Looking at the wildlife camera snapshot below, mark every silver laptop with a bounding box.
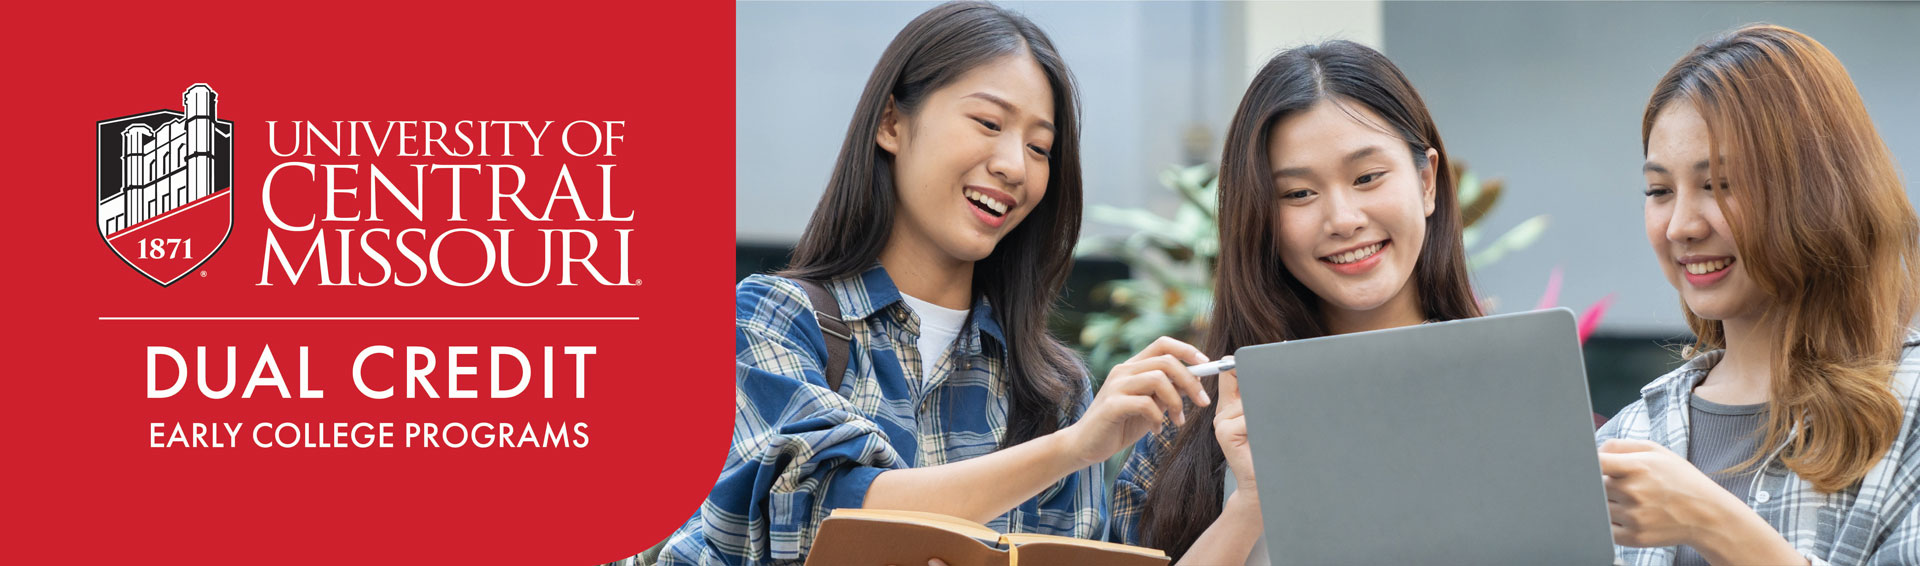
[1232,308,1614,565]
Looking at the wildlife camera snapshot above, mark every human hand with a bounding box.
[1212,363,1256,494]
[1062,337,1211,466]
[1598,438,1747,548]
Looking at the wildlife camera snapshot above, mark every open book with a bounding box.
[803,508,1169,566]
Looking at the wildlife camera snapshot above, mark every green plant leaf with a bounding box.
[1073,236,1122,258]
[1457,168,1481,210]
[1088,206,1205,249]
[1460,176,1503,228]
[1468,214,1549,270]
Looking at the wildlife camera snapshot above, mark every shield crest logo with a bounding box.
[96,84,235,287]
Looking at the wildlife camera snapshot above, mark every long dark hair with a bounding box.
[1138,40,1481,559]
[779,1,1086,447]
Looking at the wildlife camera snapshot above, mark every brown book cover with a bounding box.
[803,509,1168,566]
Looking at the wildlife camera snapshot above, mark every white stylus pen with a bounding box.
[1186,357,1236,377]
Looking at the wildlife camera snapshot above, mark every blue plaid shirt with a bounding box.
[1597,332,1920,566]
[653,265,1106,565]
[1109,420,1176,547]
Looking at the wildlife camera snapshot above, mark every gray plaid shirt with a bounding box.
[1595,332,1920,566]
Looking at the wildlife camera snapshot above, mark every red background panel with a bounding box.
[1,2,737,564]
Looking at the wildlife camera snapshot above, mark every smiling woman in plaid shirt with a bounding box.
[1596,25,1920,566]
[647,3,1212,565]
[1112,40,1486,564]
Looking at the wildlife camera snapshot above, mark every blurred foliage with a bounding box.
[1072,164,1221,383]
[1070,161,1550,384]
[1458,165,1550,273]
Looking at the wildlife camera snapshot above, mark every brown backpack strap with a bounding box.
[792,278,852,393]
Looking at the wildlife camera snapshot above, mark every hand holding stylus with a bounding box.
[1064,337,1212,466]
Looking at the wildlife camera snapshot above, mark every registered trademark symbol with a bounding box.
[200,271,208,277]
[633,278,643,285]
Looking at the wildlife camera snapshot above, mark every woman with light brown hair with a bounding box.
[1597,24,1920,565]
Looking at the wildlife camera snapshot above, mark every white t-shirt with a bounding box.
[899,293,969,376]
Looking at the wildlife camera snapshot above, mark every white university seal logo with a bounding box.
[96,84,235,286]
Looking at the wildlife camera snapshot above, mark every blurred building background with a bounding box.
[736,1,1920,418]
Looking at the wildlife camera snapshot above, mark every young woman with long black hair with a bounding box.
[653,3,1209,564]
[1111,40,1482,564]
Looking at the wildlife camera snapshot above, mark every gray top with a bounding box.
[1673,395,1769,566]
